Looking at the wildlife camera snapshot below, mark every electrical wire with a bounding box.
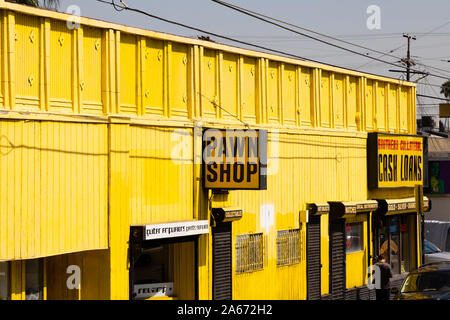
[95,0,450,83]
[211,0,450,78]
[417,93,450,101]
[95,0,311,62]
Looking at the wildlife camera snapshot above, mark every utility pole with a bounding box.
[403,34,417,81]
[389,34,422,81]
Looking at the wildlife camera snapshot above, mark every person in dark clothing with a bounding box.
[375,254,393,300]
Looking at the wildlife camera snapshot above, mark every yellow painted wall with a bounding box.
[0,2,420,300]
[0,4,416,134]
[211,132,369,299]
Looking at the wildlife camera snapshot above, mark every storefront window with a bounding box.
[377,215,415,275]
[345,223,363,253]
[0,262,9,300]
[25,259,43,300]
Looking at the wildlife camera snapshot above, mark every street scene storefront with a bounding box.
[0,2,427,300]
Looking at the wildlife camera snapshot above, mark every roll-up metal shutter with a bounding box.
[344,288,357,300]
[358,286,370,300]
[213,222,232,300]
[330,219,346,300]
[307,214,321,300]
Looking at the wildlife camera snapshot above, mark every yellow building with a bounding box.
[0,1,429,300]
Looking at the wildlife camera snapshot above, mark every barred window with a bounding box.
[277,229,301,266]
[236,233,264,274]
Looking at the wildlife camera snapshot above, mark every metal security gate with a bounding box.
[330,219,346,300]
[213,222,232,300]
[307,215,321,300]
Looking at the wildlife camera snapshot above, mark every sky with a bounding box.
[54,0,450,118]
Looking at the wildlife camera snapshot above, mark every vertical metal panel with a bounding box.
[347,76,358,130]
[320,71,331,127]
[81,26,103,114]
[200,48,218,119]
[241,56,257,123]
[299,67,313,126]
[400,87,409,133]
[221,52,238,120]
[388,83,398,133]
[169,42,189,118]
[48,20,73,112]
[333,73,344,128]
[267,60,279,123]
[143,38,164,116]
[376,81,386,131]
[0,11,4,109]
[119,33,137,115]
[282,64,296,126]
[14,13,40,110]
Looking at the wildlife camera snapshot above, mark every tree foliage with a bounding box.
[441,80,450,99]
[8,0,59,10]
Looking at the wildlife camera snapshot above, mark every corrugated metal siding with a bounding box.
[0,6,416,134]
[0,3,422,300]
[129,126,193,225]
[0,120,108,261]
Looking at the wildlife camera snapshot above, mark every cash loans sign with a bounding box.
[368,132,424,188]
[203,129,267,190]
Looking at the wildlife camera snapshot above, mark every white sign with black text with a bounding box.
[144,220,209,240]
[134,282,174,299]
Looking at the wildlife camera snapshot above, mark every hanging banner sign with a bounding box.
[202,129,267,190]
[368,133,426,188]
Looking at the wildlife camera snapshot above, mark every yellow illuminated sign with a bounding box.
[202,129,267,190]
[368,133,425,188]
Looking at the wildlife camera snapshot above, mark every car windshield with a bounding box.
[401,271,450,293]
[424,240,441,254]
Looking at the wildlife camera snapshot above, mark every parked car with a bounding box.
[424,240,450,264]
[391,262,450,300]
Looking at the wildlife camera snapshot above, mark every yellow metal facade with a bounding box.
[0,1,420,300]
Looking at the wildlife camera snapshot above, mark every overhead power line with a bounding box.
[417,93,450,101]
[95,0,450,82]
[357,20,450,70]
[95,0,312,62]
[211,0,450,79]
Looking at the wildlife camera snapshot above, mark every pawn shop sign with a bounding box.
[202,129,267,190]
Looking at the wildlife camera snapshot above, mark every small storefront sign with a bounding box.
[202,129,267,190]
[143,220,209,241]
[134,282,174,299]
[212,207,243,223]
[368,133,425,188]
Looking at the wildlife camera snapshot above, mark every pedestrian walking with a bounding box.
[375,254,393,300]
